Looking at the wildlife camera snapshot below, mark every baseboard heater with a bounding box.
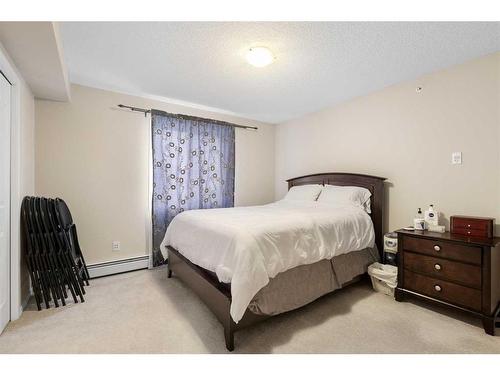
[87,255,150,278]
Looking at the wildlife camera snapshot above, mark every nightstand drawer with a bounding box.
[452,227,488,238]
[404,270,482,311]
[404,252,481,289]
[403,236,481,265]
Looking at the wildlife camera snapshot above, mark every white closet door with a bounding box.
[0,73,11,333]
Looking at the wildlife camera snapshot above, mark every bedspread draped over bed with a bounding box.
[160,200,376,323]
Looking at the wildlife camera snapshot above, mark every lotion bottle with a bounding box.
[424,204,439,228]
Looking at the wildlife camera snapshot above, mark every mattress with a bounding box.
[161,200,375,323]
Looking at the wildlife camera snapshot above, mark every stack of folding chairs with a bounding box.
[21,196,90,310]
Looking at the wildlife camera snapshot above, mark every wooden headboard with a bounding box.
[286,172,386,256]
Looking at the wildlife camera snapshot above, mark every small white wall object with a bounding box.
[112,241,121,251]
[452,151,462,165]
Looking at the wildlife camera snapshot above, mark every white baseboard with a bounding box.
[18,289,33,317]
[87,255,150,278]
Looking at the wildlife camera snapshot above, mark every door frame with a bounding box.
[0,44,24,321]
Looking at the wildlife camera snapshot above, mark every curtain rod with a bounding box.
[117,104,258,130]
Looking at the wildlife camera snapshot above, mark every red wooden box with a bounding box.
[450,215,494,238]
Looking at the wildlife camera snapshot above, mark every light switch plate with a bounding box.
[452,152,462,165]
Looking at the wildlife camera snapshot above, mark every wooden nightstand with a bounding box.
[395,229,500,335]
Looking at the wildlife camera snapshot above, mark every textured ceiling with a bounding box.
[60,22,500,123]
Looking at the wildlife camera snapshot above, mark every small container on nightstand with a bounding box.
[383,232,398,266]
[450,216,494,238]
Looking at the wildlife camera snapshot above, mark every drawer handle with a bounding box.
[467,224,471,228]
[434,285,442,292]
[433,245,441,252]
[467,231,471,235]
[434,263,442,271]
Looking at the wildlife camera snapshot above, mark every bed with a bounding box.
[162,172,386,351]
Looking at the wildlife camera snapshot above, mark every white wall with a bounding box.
[35,84,275,265]
[34,53,500,267]
[275,52,500,234]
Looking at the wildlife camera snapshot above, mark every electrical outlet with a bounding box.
[112,241,121,251]
[451,151,462,165]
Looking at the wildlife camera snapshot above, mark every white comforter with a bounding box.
[160,200,375,323]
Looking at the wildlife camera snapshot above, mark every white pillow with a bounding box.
[317,185,372,213]
[283,184,323,201]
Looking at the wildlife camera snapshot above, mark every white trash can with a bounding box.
[368,262,398,297]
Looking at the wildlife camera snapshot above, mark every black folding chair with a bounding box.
[34,197,63,307]
[27,197,53,308]
[48,198,86,301]
[46,198,82,303]
[54,198,90,286]
[21,195,90,309]
[21,197,42,310]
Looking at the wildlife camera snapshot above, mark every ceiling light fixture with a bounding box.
[246,47,274,68]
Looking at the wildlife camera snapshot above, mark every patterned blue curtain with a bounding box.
[151,110,235,266]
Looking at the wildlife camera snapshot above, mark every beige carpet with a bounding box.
[0,267,498,353]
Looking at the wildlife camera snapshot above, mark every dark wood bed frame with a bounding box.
[167,172,386,351]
